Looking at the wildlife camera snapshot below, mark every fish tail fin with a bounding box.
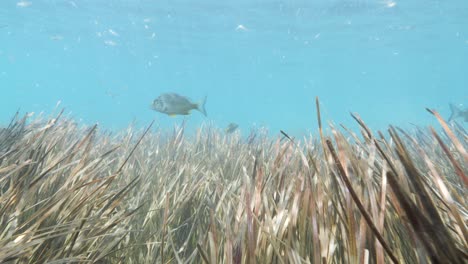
[197,96,207,116]
[448,103,460,121]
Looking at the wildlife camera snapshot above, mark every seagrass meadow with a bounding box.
[0,101,467,264]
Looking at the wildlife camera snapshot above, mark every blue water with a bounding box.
[1,0,467,137]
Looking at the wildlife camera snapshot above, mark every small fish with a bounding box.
[151,93,207,117]
[448,103,468,122]
[225,123,239,134]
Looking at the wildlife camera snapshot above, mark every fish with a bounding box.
[151,93,207,117]
[448,103,468,122]
[225,123,239,134]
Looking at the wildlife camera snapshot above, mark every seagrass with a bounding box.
[0,102,466,263]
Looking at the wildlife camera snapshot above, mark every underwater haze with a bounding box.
[0,0,467,136]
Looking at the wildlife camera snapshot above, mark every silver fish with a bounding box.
[225,123,239,134]
[151,93,207,117]
[448,103,468,122]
